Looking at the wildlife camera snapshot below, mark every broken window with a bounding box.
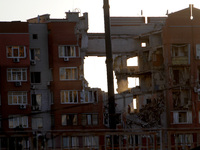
[31,72,41,83]
[173,70,179,84]
[62,114,77,126]
[133,98,137,109]
[141,42,147,47]
[128,97,138,113]
[172,44,188,57]
[31,94,41,110]
[172,67,190,85]
[128,77,139,88]
[127,57,138,66]
[58,45,76,58]
[172,90,190,108]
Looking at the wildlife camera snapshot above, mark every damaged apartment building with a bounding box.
[88,4,200,144]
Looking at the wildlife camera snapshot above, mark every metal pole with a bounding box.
[103,0,116,130]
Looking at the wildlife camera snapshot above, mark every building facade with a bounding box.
[0,12,107,150]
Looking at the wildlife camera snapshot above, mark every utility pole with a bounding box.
[103,0,116,130]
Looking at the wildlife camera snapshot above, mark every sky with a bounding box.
[0,0,199,92]
[0,0,199,33]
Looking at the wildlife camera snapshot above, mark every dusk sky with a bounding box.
[0,0,198,32]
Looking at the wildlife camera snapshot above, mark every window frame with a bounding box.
[173,111,192,124]
[7,46,26,58]
[63,136,79,148]
[59,67,78,80]
[7,68,27,82]
[31,94,42,110]
[8,91,27,105]
[81,114,98,126]
[60,90,78,104]
[8,115,28,128]
[30,48,40,60]
[61,114,78,126]
[82,90,98,103]
[58,45,77,58]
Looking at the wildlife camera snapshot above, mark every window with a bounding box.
[31,72,41,83]
[60,67,78,80]
[7,46,26,58]
[199,110,200,123]
[7,68,27,82]
[8,91,27,105]
[196,44,200,59]
[83,90,98,103]
[30,48,40,60]
[82,114,98,126]
[128,77,139,88]
[127,57,138,66]
[198,92,200,101]
[133,98,137,109]
[83,136,99,148]
[58,45,76,58]
[32,118,43,129]
[175,134,193,146]
[62,114,77,126]
[9,115,28,128]
[32,34,38,39]
[31,94,41,110]
[61,90,78,103]
[173,111,192,124]
[172,44,188,57]
[141,42,146,47]
[63,136,79,148]
[173,70,179,84]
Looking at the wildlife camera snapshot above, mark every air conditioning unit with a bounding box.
[19,105,26,109]
[13,58,20,63]
[30,60,36,65]
[64,57,69,61]
[15,82,22,87]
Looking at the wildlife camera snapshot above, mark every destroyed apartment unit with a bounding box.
[88,5,200,132]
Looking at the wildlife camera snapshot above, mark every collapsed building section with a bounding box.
[87,6,200,146]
